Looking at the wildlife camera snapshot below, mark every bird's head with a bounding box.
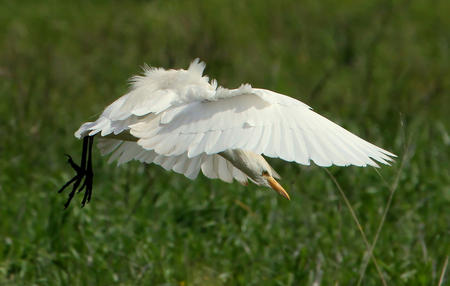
[219,149,290,200]
[261,170,290,200]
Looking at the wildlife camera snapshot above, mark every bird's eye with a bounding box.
[262,170,269,176]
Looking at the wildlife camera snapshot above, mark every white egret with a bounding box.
[58,59,395,207]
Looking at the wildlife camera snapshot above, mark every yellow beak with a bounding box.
[263,174,290,200]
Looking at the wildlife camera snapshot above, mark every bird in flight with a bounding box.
[58,59,395,208]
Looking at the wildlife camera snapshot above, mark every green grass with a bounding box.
[0,0,449,285]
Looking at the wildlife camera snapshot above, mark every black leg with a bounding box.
[81,136,94,207]
[58,136,95,208]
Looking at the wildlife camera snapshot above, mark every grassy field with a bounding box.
[0,0,449,285]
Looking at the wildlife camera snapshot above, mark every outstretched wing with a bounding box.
[75,59,395,168]
[130,88,395,167]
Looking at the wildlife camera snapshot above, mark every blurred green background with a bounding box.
[0,0,449,285]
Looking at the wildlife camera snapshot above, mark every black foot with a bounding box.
[58,136,94,208]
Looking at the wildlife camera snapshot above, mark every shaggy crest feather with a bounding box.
[188,58,207,76]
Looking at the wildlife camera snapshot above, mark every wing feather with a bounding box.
[241,125,263,151]
[204,130,222,154]
[253,123,272,155]
[201,155,217,179]
[217,156,233,183]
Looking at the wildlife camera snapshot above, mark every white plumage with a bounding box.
[73,58,395,200]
